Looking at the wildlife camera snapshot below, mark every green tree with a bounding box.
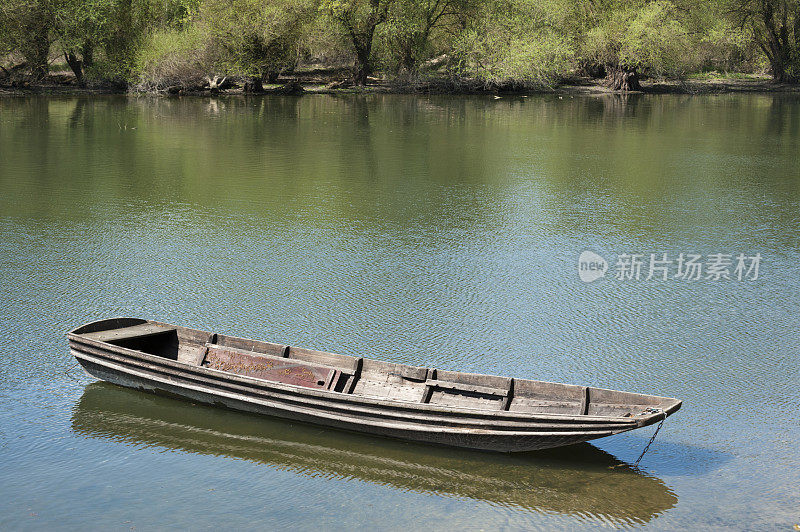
[381,0,473,74]
[100,0,200,84]
[0,0,57,80]
[323,0,393,84]
[54,0,116,85]
[451,0,575,88]
[583,0,692,90]
[683,1,753,73]
[201,0,315,90]
[726,0,800,82]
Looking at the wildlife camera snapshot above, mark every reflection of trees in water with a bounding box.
[766,94,800,136]
[249,96,302,144]
[469,93,800,242]
[1,97,52,175]
[2,94,797,238]
[72,382,678,527]
[68,97,87,128]
[587,94,646,124]
[757,95,800,248]
[342,95,378,180]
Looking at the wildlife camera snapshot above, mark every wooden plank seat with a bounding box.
[202,344,350,391]
[81,323,177,343]
[286,345,362,393]
[421,377,514,410]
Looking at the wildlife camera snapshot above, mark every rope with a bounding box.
[632,408,667,469]
[63,360,86,385]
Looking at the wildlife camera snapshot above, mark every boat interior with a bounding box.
[72,318,680,418]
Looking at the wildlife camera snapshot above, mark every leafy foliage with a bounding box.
[133,26,215,90]
[321,0,393,84]
[450,0,575,87]
[584,1,693,78]
[1,0,797,88]
[724,0,800,81]
[0,0,57,79]
[378,0,473,74]
[201,0,315,79]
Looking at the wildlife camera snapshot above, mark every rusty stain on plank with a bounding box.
[204,346,338,390]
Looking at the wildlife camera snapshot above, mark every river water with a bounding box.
[0,94,798,530]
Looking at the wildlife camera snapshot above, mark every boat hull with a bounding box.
[74,353,619,451]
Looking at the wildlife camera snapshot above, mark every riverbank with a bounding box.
[2,73,799,97]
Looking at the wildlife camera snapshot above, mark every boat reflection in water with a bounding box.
[72,383,677,526]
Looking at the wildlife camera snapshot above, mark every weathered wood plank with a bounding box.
[342,357,363,394]
[215,334,288,358]
[82,323,176,342]
[420,385,433,403]
[426,379,509,397]
[204,345,338,390]
[288,346,361,373]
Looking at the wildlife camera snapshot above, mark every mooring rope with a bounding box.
[63,360,85,385]
[632,408,667,468]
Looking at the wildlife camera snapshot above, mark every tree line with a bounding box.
[1,0,798,92]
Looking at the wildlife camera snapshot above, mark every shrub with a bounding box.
[133,26,216,91]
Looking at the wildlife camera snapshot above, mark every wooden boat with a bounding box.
[68,318,681,452]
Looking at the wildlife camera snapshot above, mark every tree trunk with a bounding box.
[764,46,795,82]
[604,65,641,91]
[397,39,416,74]
[349,16,378,86]
[771,64,789,82]
[28,30,50,81]
[64,52,85,86]
[82,41,94,68]
[278,79,305,94]
[353,47,371,86]
[333,0,387,86]
[353,65,369,85]
[243,76,264,93]
[759,33,789,82]
[752,1,798,83]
